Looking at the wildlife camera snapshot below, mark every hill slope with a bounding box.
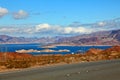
[56,29,120,45]
[0,29,120,45]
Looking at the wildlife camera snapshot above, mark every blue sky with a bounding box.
[0,0,120,37]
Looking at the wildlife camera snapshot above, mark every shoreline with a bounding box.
[0,43,115,46]
[42,43,114,47]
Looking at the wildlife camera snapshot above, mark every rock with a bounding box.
[86,48,103,55]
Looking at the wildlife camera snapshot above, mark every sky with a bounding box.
[0,0,120,37]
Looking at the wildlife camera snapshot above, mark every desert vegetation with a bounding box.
[0,46,120,71]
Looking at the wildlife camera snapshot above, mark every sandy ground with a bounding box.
[0,62,67,73]
[0,59,120,80]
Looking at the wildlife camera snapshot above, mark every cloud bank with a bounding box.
[0,18,120,37]
[0,23,92,37]
[35,24,92,35]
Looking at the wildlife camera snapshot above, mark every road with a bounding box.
[0,59,120,80]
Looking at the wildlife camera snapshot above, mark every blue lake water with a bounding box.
[0,44,112,55]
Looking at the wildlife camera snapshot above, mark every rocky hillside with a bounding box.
[56,29,120,45]
[0,29,120,45]
[0,35,56,44]
[0,46,120,70]
[84,46,120,61]
[108,29,120,41]
[0,35,30,43]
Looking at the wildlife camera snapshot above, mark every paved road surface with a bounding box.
[0,59,120,80]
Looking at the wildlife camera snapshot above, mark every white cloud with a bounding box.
[0,7,29,19]
[13,10,28,19]
[97,22,106,27]
[24,28,34,34]
[0,23,93,37]
[35,23,51,32]
[1,18,120,37]
[73,27,89,33]
[0,27,20,36]
[63,27,73,34]
[0,7,8,18]
[34,23,92,35]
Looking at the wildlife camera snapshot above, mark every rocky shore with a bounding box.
[16,49,70,53]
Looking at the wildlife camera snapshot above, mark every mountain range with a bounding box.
[56,29,120,45]
[0,29,120,45]
[0,35,56,44]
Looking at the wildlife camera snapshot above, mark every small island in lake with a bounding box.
[16,49,70,53]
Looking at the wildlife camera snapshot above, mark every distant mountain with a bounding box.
[0,35,12,42]
[0,29,120,45]
[0,35,33,43]
[55,29,120,45]
[0,35,56,44]
[108,29,120,41]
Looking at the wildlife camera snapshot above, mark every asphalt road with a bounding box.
[0,59,120,80]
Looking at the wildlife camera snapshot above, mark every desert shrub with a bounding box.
[6,60,31,68]
[0,62,7,66]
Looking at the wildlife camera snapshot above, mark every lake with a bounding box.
[0,44,112,55]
